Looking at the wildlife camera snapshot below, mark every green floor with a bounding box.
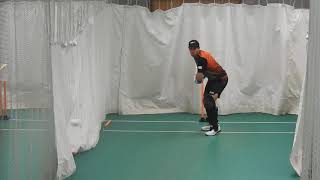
[67,113,299,180]
[0,109,55,180]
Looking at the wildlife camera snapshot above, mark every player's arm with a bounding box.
[195,57,207,83]
[196,57,208,73]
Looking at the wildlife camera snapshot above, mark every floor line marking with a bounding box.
[103,129,295,134]
[7,119,49,122]
[107,120,296,124]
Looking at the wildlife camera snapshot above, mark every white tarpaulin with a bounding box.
[10,2,306,179]
[118,4,309,116]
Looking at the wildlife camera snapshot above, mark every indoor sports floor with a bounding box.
[66,113,299,180]
[0,109,54,180]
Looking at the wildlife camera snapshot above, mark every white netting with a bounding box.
[0,1,56,180]
[298,0,320,179]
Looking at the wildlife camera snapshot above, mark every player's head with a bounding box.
[188,40,200,57]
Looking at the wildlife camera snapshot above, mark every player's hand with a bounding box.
[195,72,204,83]
[212,94,219,101]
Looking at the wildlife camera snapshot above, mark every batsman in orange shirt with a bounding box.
[188,40,228,136]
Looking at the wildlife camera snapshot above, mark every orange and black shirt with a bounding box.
[193,50,227,80]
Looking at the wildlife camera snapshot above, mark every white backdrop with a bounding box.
[14,2,307,179]
[118,4,309,115]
